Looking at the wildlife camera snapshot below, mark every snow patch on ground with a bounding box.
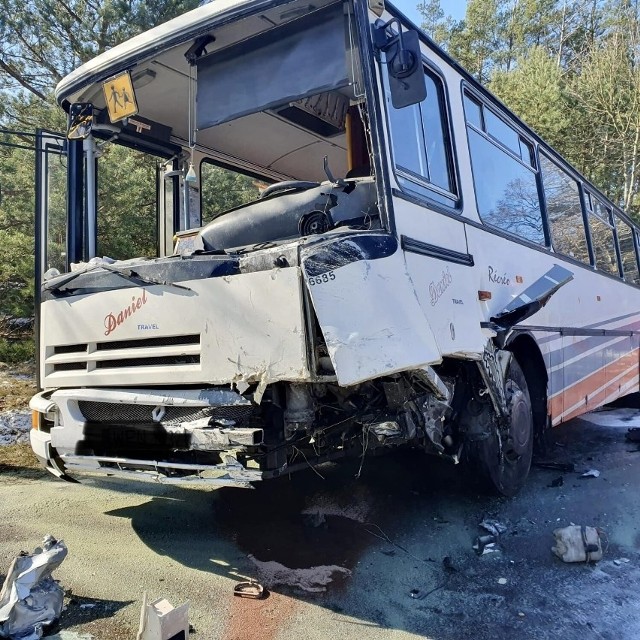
[0,410,31,445]
[580,408,640,428]
[248,555,351,593]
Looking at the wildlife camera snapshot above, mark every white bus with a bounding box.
[30,0,640,496]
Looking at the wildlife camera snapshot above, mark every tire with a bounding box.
[465,357,534,497]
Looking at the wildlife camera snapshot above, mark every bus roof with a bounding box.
[55,0,291,106]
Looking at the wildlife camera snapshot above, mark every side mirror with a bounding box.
[67,103,94,140]
[373,19,427,109]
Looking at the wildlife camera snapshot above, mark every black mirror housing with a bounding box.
[373,20,427,109]
[67,103,94,140]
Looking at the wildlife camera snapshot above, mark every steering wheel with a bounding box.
[259,180,320,199]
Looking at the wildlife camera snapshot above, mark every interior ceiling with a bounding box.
[69,0,355,181]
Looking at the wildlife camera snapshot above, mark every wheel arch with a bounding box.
[505,332,548,441]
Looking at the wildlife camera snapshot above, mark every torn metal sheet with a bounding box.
[0,536,68,640]
[491,264,574,329]
[301,233,441,386]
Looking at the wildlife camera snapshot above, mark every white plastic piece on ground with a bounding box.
[552,526,603,563]
[580,469,600,478]
[0,536,68,640]
[136,592,189,640]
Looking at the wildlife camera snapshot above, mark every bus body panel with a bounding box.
[40,267,311,388]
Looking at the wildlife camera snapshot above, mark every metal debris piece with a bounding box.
[580,469,600,479]
[480,519,507,537]
[0,535,68,640]
[552,526,603,563]
[473,535,497,556]
[233,581,265,600]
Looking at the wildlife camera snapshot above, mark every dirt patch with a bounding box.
[0,443,42,473]
[0,367,35,412]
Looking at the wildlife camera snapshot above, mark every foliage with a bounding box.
[421,0,640,222]
[200,164,266,225]
[0,0,199,330]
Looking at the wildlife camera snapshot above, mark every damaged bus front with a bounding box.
[33,0,624,497]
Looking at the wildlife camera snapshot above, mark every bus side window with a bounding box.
[539,153,590,264]
[385,67,457,206]
[615,216,640,284]
[463,93,544,244]
[586,193,619,276]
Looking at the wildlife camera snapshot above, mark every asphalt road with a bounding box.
[1,408,640,640]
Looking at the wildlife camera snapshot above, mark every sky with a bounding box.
[390,0,467,28]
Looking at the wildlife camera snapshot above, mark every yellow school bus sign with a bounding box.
[102,71,138,123]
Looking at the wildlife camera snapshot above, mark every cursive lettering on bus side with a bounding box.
[488,266,511,286]
[429,267,453,306]
[104,290,148,336]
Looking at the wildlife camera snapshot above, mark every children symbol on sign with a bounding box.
[122,87,134,109]
[109,84,123,111]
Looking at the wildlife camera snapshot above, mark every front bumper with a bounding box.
[29,388,266,488]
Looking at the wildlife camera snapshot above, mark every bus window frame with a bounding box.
[583,187,622,277]
[462,85,549,247]
[538,149,593,266]
[380,55,462,215]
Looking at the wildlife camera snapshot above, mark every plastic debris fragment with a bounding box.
[0,535,68,640]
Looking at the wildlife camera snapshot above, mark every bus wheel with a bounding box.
[466,357,533,497]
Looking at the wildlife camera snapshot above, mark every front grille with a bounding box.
[54,343,87,354]
[78,401,254,426]
[46,333,202,375]
[95,355,200,369]
[96,334,200,351]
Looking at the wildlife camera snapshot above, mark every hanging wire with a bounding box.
[185,63,197,183]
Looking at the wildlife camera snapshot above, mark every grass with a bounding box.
[0,443,40,470]
[0,366,36,411]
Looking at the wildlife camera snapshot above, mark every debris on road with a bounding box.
[552,526,603,563]
[580,469,601,478]
[549,476,564,488]
[497,578,508,585]
[626,428,640,443]
[533,461,575,472]
[613,558,631,567]
[480,519,507,537]
[473,535,498,556]
[233,581,265,599]
[136,592,189,640]
[0,535,68,640]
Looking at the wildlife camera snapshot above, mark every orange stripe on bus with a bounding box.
[562,365,640,423]
[548,347,640,422]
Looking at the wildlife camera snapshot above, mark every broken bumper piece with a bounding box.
[31,431,263,488]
